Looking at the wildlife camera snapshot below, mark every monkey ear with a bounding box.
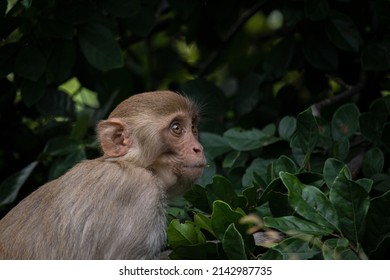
[97,118,132,157]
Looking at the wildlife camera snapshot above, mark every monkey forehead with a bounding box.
[108,91,199,118]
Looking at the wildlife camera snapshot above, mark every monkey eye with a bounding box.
[170,122,183,135]
[191,125,198,135]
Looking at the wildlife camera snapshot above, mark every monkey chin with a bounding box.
[181,163,206,182]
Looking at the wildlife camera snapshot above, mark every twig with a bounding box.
[311,72,367,116]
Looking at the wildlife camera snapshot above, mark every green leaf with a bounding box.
[296,107,319,154]
[280,172,339,231]
[167,220,206,247]
[222,150,241,169]
[302,33,338,71]
[329,171,370,243]
[262,236,321,260]
[331,137,350,162]
[323,158,351,189]
[78,23,123,71]
[274,156,298,177]
[184,185,211,213]
[222,223,247,260]
[0,162,38,209]
[325,11,361,52]
[223,127,278,151]
[359,112,383,145]
[242,186,258,208]
[323,238,359,260]
[264,216,334,236]
[242,158,273,187]
[356,178,373,193]
[362,147,384,177]
[278,116,297,140]
[305,0,329,21]
[14,46,46,81]
[206,176,239,208]
[211,200,245,241]
[194,213,215,236]
[364,191,390,257]
[200,132,231,159]
[331,103,360,141]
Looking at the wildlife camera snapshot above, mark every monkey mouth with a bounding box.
[183,163,207,169]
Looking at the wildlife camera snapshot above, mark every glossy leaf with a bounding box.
[222,223,247,260]
[323,158,351,188]
[364,191,390,257]
[280,172,339,231]
[211,200,245,241]
[200,132,231,159]
[362,147,384,177]
[331,103,360,141]
[262,236,321,260]
[359,112,383,145]
[278,116,297,140]
[323,238,359,260]
[167,220,206,247]
[194,213,214,236]
[274,156,298,177]
[329,171,370,243]
[242,158,273,187]
[205,175,239,208]
[184,185,211,213]
[296,107,318,153]
[264,216,333,236]
[223,127,278,152]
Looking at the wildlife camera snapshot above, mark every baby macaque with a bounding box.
[0,91,206,259]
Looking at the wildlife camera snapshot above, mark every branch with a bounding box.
[198,0,268,76]
[311,72,367,116]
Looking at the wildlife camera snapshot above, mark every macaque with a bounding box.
[0,91,206,259]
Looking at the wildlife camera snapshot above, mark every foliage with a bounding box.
[168,96,390,260]
[1,0,390,259]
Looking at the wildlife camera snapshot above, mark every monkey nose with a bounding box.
[193,144,203,154]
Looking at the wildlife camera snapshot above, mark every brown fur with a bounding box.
[0,91,205,259]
